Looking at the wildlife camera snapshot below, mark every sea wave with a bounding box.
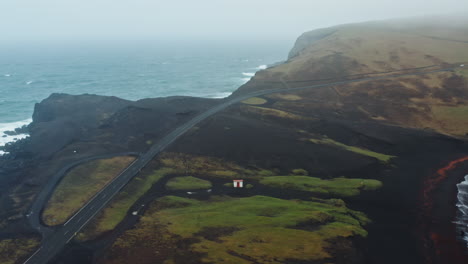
[208,92,232,99]
[0,118,32,155]
[241,77,251,83]
[256,64,267,70]
[455,175,468,245]
[242,72,255,77]
[4,74,11,77]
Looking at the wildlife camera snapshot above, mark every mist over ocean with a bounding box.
[0,41,289,151]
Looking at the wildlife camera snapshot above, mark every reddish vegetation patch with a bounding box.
[420,156,468,263]
[422,156,468,211]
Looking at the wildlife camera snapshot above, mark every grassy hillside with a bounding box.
[235,18,468,137]
[286,18,468,75]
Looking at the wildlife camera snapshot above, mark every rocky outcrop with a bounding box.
[288,27,338,59]
[23,94,220,158]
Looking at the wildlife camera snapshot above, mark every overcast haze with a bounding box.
[1,0,468,44]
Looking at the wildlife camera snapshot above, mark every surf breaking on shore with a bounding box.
[420,156,468,263]
[0,119,31,155]
[0,64,270,155]
[456,175,468,245]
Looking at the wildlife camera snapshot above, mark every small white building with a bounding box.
[233,179,244,188]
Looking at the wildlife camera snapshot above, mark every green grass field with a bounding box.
[165,176,212,190]
[241,97,267,105]
[260,176,383,197]
[309,137,395,163]
[77,167,174,241]
[78,152,378,243]
[109,195,370,264]
[78,152,255,241]
[42,156,136,226]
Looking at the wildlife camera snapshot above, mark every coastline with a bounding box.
[420,156,468,263]
[0,118,31,155]
[0,61,270,156]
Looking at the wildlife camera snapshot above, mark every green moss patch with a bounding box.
[79,153,256,241]
[260,176,382,197]
[291,168,308,175]
[241,97,267,105]
[0,237,40,264]
[165,176,212,191]
[77,168,173,241]
[78,153,308,242]
[258,169,276,176]
[242,105,307,120]
[268,93,302,101]
[105,195,370,264]
[42,156,136,226]
[309,137,395,163]
[160,153,254,179]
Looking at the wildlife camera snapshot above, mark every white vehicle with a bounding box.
[461,64,465,67]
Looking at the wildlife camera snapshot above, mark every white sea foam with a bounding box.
[242,72,255,77]
[4,74,11,77]
[455,175,468,244]
[208,92,232,99]
[0,119,32,155]
[256,64,267,70]
[26,81,33,85]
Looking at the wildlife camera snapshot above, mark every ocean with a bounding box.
[0,41,290,154]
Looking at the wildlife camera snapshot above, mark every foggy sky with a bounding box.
[1,0,467,44]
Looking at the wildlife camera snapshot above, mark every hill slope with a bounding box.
[235,17,468,137]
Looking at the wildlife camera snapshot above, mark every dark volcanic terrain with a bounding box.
[1,17,468,264]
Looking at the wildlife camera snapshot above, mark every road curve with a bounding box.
[23,64,463,264]
[26,152,141,237]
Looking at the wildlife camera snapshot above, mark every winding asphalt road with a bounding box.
[23,64,464,264]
